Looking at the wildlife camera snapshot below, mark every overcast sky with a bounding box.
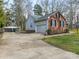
[4,0,67,10]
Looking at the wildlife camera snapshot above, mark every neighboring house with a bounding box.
[25,11,68,34]
[73,22,79,28]
[72,9,79,28]
[73,9,79,24]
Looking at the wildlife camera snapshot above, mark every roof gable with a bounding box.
[35,11,63,22]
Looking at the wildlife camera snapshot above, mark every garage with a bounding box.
[36,24,47,34]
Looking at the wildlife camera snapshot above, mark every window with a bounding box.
[52,20,56,27]
[30,24,32,28]
[61,21,64,27]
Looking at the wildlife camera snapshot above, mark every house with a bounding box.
[34,11,68,34]
[25,11,68,34]
[73,9,79,24]
[72,9,79,28]
[25,14,42,33]
[25,15,35,33]
[73,22,79,29]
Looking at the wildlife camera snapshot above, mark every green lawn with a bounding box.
[43,33,79,54]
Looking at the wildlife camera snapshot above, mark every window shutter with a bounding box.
[50,20,52,26]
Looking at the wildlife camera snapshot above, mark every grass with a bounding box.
[43,31,79,54]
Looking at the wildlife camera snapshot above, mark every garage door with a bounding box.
[37,25,47,33]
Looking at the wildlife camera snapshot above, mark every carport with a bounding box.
[4,26,19,32]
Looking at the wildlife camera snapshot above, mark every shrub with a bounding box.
[46,29,52,35]
[0,22,4,28]
[64,29,69,33]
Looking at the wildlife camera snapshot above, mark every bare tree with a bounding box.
[14,0,25,31]
[66,0,79,29]
[40,0,49,15]
[14,0,33,31]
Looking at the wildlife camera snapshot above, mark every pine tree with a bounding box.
[34,4,42,15]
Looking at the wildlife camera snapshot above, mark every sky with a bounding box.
[3,0,67,12]
[4,0,66,8]
[3,0,34,9]
[4,0,13,9]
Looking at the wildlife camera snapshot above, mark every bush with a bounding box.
[46,29,52,35]
[0,22,4,28]
[64,29,69,33]
[0,22,4,33]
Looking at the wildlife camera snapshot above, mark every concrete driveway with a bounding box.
[0,32,79,59]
